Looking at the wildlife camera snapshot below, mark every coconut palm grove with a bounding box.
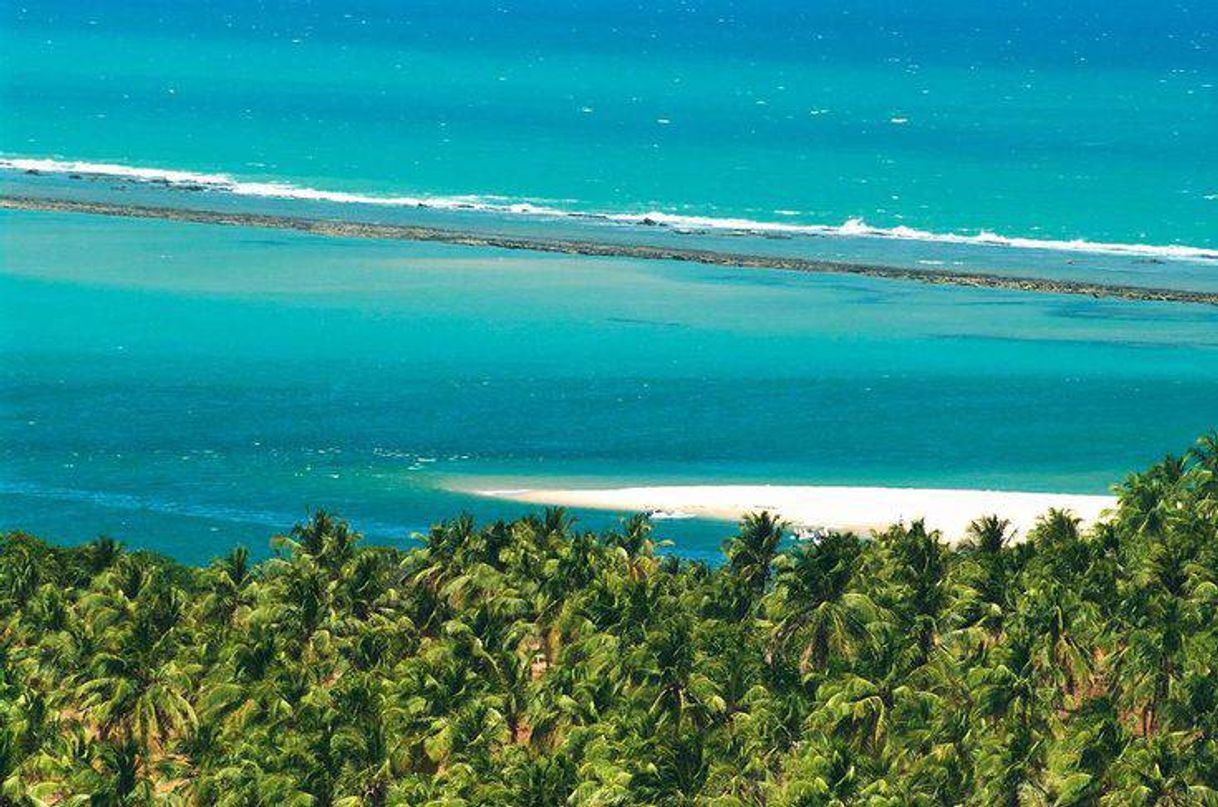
[2,436,1218,805]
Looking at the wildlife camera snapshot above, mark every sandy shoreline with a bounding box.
[469,484,1116,543]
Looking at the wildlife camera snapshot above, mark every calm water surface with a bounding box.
[3,209,1218,562]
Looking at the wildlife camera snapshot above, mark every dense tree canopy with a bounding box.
[3,435,1218,805]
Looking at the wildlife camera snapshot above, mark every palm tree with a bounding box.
[1,544,41,610]
[810,672,894,755]
[1104,733,1218,805]
[951,515,1015,642]
[722,512,786,612]
[330,675,403,806]
[90,736,152,805]
[629,731,711,807]
[1115,537,1199,737]
[503,751,577,807]
[1016,582,1096,704]
[970,631,1056,741]
[763,736,863,806]
[1188,431,1218,503]
[82,536,124,577]
[608,513,654,559]
[630,613,724,731]
[768,531,879,673]
[201,545,255,626]
[872,520,951,670]
[1116,457,1187,542]
[4,432,1218,804]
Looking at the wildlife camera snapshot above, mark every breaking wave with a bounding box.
[4,156,1215,262]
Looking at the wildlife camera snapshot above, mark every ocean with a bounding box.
[4,208,1218,562]
[3,0,1215,250]
[2,0,1217,562]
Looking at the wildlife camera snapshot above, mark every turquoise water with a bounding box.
[4,209,1218,562]
[2,0,1216,249]
[3,1,1218,562]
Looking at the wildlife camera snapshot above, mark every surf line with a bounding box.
[4,194,1217,307]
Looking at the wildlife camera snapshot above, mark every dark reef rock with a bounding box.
[3,194,1214,308]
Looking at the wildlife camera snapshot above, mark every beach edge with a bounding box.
[462,483,1117,543]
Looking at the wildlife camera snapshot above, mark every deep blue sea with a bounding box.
[2,0,1215,248]
[2,1,1217,562]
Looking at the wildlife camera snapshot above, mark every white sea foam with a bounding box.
[4,156,1217,262]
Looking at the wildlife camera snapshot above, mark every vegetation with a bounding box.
[3,436,1218,805]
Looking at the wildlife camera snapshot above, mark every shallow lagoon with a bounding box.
[3,209,1218,562]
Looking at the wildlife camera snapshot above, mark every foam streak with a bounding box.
[4,156,1216,262]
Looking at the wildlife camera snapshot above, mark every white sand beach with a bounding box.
[470,484,1117,543]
